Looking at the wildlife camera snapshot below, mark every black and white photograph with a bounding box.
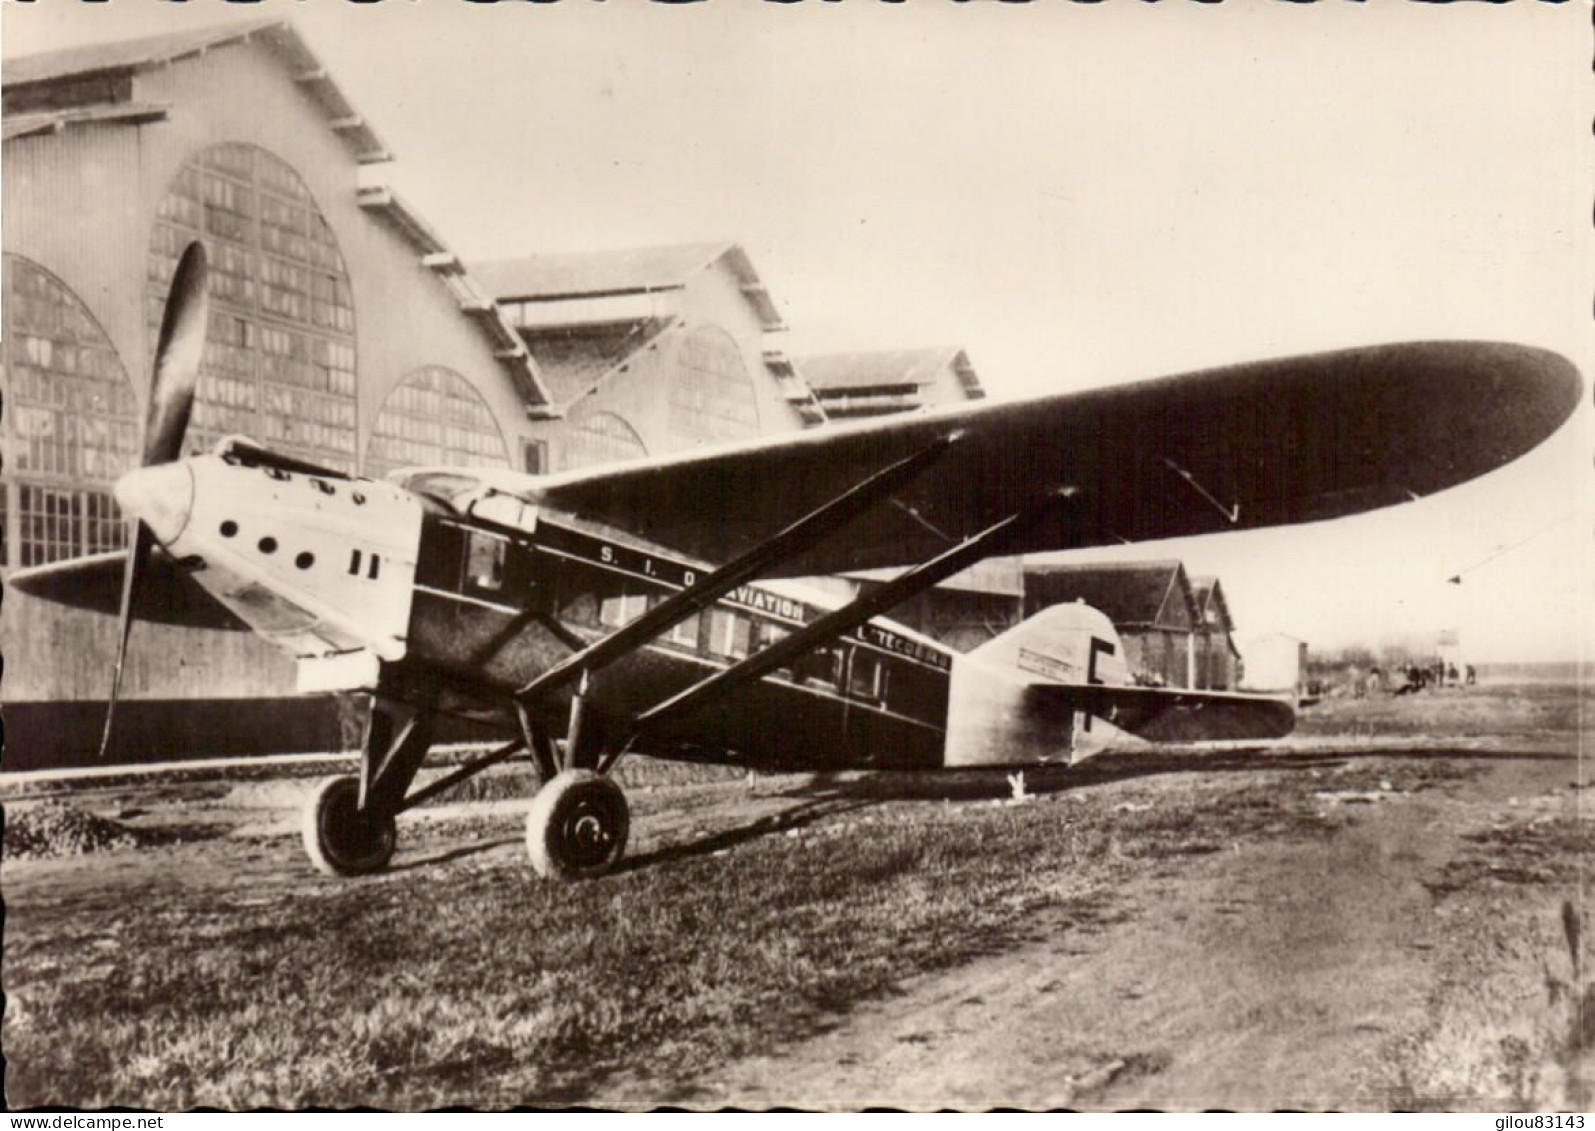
[0,0,1588,1112]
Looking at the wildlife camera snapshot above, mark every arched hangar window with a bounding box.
[365,366,511,480]
[670,326,758,447]
[560,411,647,471]
[1,255,140,568]
[148,143,358,474]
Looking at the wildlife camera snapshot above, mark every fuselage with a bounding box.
[116,445,994,771]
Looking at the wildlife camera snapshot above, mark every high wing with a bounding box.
[479,340,1578,576]
[1022,682,1297,743]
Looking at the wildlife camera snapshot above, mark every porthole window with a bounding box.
[220,520,239,538]
[295,551,315,570]
[259,536,278,554]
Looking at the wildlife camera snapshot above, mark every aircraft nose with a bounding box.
[114,462,194,545]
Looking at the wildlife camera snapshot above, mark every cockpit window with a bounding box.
[469,491,539,534]
[392,471,483,511]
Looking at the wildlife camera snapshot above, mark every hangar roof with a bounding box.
[474,242,786,331]
[1023,561,1197,630]
[2,18,390,164]
[2,100,169,142]
[798,346,984,398]
[356,186,556,416]
[1190,575,1236,633]
[515,319,678,408]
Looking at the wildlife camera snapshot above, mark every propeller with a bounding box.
[101,241,210,759]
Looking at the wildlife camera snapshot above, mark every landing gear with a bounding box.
[301,693,432,877]
[302,775,397,876]
[525,769,630,882]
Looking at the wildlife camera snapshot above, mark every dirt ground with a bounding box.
[635,749,1588,1110]
[2,691,1590,1111]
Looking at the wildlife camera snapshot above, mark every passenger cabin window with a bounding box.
[600,586,648,629]
[666,609,701,649]
[760,622,793,676]
[466,531,506,591]
[707,608,752,659]
[848,650,885,701]
[794,646,842,688]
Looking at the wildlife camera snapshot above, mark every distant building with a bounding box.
[791,346,1017,650]
[797,346,985,420]
[475,242,823,472]
[0,19,571,765]
[0,22,824,766]
[838,558,1026,654]
[1023,561,1200,688]
[1236,632,1309,697]
[1190,576,1242,690]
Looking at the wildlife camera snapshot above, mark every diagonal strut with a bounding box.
[632,486,1078,737]
[512,432,963,704]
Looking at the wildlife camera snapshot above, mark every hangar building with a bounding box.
[796,347,1021,651]
[0,21,820,767]
[474,243,822,471]
[797,346,984,421]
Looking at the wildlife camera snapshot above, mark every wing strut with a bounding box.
[512,433,961,705]
[629,487,1077,741]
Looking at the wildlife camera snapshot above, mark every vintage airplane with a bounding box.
[11,243,1582,880]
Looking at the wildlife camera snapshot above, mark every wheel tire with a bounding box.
[302,775,397,877]
[525,769,629,882]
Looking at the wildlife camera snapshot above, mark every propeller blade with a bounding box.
[142,241,210,467]
[101,239,209,758]
[100,520,155,759]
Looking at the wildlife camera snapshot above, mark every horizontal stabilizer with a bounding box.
[1023,682,1296,742]
[9,550,248,631]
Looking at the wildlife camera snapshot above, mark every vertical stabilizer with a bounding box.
[944,602,1129,767]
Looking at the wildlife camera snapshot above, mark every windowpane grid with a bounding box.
[2,256,137,567]
[560,411,646,471]
[670,327,757,446]
[149,144,357,474]
[365,366,511,480]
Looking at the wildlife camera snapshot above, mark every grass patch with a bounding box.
[1426,817,1595,897]
[1296,684,1586,741]
[5,768,1335,1110]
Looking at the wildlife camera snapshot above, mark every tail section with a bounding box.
[944,602,1293,768]
[969,601,1128,687]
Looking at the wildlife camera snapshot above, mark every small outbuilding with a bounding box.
[1236,631,1309,697]
[1023,561,1200,688]
[1190,576,1242,690]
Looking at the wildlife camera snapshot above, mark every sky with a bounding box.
[4,0,1590,664]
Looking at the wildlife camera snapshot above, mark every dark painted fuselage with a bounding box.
[401,511,954,771]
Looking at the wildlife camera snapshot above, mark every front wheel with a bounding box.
[302,775,397,877]
[525,769,629,881]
